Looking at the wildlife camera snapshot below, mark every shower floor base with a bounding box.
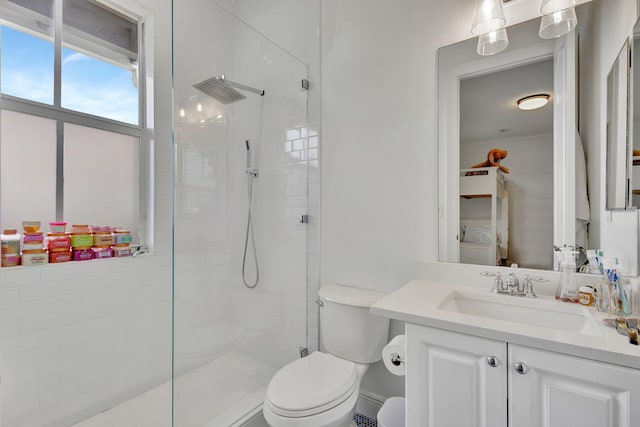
[73,351,277,427]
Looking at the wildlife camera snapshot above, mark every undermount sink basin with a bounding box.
[438,291,602,336]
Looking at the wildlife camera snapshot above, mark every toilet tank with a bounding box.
[319,284,390,364]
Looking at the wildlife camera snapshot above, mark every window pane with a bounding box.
[63,123,140,236]
[0,24,54,104]
[1,110,57,229]
[61,47,139,124]
[61,0,139,125]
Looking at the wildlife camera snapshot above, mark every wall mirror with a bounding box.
[632,18,640,207]
[438,4,590,271]
[606,41,631,210]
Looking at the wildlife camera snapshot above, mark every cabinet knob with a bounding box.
[486,355,500,367]
[514,362,529,375]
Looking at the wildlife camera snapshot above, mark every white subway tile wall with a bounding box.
[0,0,321,425]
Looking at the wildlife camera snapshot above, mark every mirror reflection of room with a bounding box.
[459,59,554,270]
[633,18,640,206]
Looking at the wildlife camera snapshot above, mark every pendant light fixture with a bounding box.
[472,0,508,56]
[539,0,578,39]
[477,28,509,56]
[471,0,507,35]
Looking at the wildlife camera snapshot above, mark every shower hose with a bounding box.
[242,172,259,288]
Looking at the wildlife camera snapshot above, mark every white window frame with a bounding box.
[0,0,154,249]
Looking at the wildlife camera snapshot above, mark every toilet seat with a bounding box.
[265,352,358,418]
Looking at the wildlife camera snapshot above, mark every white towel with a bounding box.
[575,130,590,248]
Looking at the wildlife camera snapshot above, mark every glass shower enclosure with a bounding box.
[172,1,310,425]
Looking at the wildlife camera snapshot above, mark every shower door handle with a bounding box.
[300,215,309,224]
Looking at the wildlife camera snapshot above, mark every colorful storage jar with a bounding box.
[23,241,45,251]
[1,229,21,257]
[49,221,67,233]
[92,246,113,259]
[47,233,71,250]
[72,248,94,261]
[113,229,132,245]
[91,227,114,247]
[70,234,93,249]
[22,232,44,243]
[1,254,21,267]
[22,249,48,266]
[112,245,131,257]
[49,250,72,263]
[22,221,41,233]
[71,224,90,234]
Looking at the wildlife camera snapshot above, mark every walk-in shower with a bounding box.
[171,0,311,425]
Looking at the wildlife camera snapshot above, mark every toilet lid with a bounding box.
[266,352,358,415]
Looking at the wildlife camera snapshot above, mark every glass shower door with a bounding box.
[172,1,309,425]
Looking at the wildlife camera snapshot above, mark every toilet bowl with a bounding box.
[263,352,367,427]
[263,284,389,427]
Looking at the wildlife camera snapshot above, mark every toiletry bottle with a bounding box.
[556,247,579,302]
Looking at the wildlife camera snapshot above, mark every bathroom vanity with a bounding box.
[372,280,640,427]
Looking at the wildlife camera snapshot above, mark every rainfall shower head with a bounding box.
[192,75,265,104]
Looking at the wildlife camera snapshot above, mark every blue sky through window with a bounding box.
[1,25,139,125]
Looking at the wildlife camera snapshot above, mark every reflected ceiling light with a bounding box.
[477,28,509,56]
[471,0,507,35]
[539,6,577,39]
[517,94,550,110]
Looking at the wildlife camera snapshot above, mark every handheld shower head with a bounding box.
[245,140,251,169]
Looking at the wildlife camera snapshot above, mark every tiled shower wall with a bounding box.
[0,1,175,425]
[0,0,320,426]
[172,0,320,380]
[229,0,322,354]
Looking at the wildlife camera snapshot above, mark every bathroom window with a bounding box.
[0,0,150,245]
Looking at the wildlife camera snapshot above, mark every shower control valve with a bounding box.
[246,168,259,177]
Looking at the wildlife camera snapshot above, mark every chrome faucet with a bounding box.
[481,271,508,294]
[481,272,547,298]
[506,273,520,295]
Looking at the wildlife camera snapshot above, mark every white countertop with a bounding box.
[371,280,640,369]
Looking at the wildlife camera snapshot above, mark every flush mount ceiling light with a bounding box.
[539,0,578,39]
[517,94,550,110]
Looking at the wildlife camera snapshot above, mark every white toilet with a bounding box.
[263,284,390,427]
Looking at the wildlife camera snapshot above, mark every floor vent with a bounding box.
[354,412,377,427]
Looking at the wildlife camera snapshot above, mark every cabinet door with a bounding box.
[509,344,640,427]
[406,323,508,427]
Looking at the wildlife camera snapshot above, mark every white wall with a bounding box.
[320,0,569,401]
[460,135,554,269]
[0,1,174,426]
[579,0,640,275]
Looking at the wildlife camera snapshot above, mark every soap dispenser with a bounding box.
[555,247,579,303]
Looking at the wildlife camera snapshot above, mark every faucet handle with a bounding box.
[522,275,548,298]
[481,271,504,293]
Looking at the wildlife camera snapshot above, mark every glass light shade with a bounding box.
[517,94,550,110]
[477,28,509,56]
[539,7,577,39]
[540,0,577,14]
[471,0,507,35]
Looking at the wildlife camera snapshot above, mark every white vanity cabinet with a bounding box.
[406,323,640,427]
[406,323,507,427]
[509,344,640,427]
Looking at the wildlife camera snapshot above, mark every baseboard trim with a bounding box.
[356,390,386,420]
